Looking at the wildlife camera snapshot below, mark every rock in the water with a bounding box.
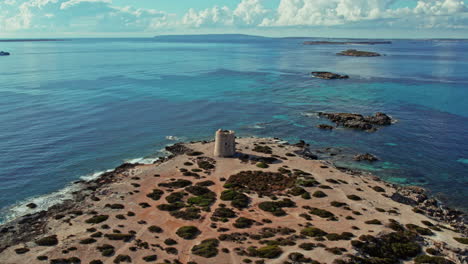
[311,72,349,79]
[337,49,381,57]
[317,124,334,130]
[0,51,10,56]
[317,112,392,132]
[354,153,378,162]
[26,203,37,209]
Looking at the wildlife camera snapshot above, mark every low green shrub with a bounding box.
[146,189,164,201]
[36,235,58,246]
[85,215,109,224]
[176,226,201,239]
[301,227,328,237]
[312,190,327,198]
[191,239,219,258]
[234,217,255,228]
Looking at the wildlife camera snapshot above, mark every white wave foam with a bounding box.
[166,136,181,141]
[125,156,160,164]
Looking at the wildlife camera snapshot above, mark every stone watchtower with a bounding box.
[214,129,236,158]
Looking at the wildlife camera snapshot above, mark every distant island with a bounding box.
[337,49,381,57]
[153,34,270,43]
[304,41,391,45]
[0,39,67,42]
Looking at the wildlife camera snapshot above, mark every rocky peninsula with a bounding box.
[0,136,466,264]
[337,49,381,57]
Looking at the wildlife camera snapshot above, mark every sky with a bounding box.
[0,0,467,38]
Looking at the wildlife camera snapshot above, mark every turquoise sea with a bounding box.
[0,35,467,223]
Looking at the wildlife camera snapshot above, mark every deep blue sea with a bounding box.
[0,36,467,223]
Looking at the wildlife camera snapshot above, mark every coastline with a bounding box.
[0,137,466,263]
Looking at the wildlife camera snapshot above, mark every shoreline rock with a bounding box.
[311,72,349,80]
[354,153,378,162]
[317,124,334,130]
[337,49,381,57]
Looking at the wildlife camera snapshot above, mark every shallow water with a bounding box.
[0,37,467,223]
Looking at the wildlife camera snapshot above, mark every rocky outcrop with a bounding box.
[354,153,378,162]
[311,72,349,80]
[317,124,334,130]
[337,49,381,57]
[318,112,392,132]
[391,186,467,235]
[165,143,192,155]
[0,51,10,56]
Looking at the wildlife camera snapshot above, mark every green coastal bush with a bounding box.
[187,151,204,156]
[196,180,215,187]
[256,162,269,169]
[347,194,362,201]
[198,160,215,170]
[253,145,272,154]
[157,202,185,211]
[312,190,327,198]
[142,255,157,262]
[191,239,219,258]
[406,224,434,236]
[159,179,192,188]
[146,189,164,201]
[301,192,311,200]
[326,232,354,241]
[176,226,201,239]
[188,192,216,207]
[308,208,335,218]
[220,189,249,209]
[97,244,115,257]
[185,186,211,196]
[14,248,30,254]
[147,225,163,233]
[331,201,348,207]
[234,217,255,228]
[288,186,306,196]
[248,245,283,259]
[113,254,131,263]
[36,235,58,246]
[170,207,201,220]
[350,231,421,262]
[372,186,386,192]
[365,219,383,225]
[165,192,185,203]
[79,238,97,244]
[300,227,328,237]
[454,237,468,244]
[258,201,286,216]
[85,215,109,224]
[104,233,134,242]
[164,238,177,245]
[414,255,455,264]
[213,207,236,218]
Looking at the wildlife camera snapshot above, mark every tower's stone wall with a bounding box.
[214,129,236,158]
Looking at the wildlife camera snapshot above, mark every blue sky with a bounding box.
[0,0,467,38]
